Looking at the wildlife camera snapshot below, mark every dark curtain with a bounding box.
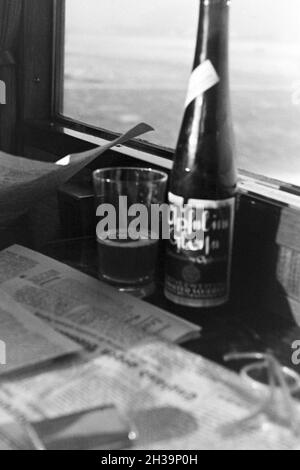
[0,0,22,153]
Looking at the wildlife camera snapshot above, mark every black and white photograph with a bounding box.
[0,0,299,452]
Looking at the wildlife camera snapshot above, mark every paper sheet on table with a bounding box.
[0,340,298,450]
[0,123,153,227]
[0,248,297,449]
[0,289,81,377]
[0,245,201,351]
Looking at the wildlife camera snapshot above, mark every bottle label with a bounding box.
[165,193,235,307]
[185,60,220,109]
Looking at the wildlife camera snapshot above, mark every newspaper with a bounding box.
[0,123,153,227]
[0,340,298,450]
[0,249,298,449]
[0,246,300,450]
[0,290,81,377]
[0,245,201,350]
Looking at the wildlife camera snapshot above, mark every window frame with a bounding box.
[19,0,300,200]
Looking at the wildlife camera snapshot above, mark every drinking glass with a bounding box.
[93,167,168,298]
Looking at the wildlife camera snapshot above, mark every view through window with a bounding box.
[64,0,300,186]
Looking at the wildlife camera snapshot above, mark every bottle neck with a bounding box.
[171,0,236,200]
[194,0,230,87]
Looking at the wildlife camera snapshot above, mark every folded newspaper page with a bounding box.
[0,123,153,227]
[0,248,298,449]
[0,289,81,377]
[0,245,201,350]
[0,340,298,450]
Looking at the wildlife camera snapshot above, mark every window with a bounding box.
[63,0,197,148]
[61,0,300,187]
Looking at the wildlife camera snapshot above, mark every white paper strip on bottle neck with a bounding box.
[0,80,6,104]
[185,60,220,109]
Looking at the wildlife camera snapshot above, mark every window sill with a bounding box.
[22,118,300,211]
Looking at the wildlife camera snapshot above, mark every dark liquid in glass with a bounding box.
[97,231,159,289]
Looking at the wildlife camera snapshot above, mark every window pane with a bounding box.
[64,0,197,147]
[231,0,300,186]
[64,0,300,186]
